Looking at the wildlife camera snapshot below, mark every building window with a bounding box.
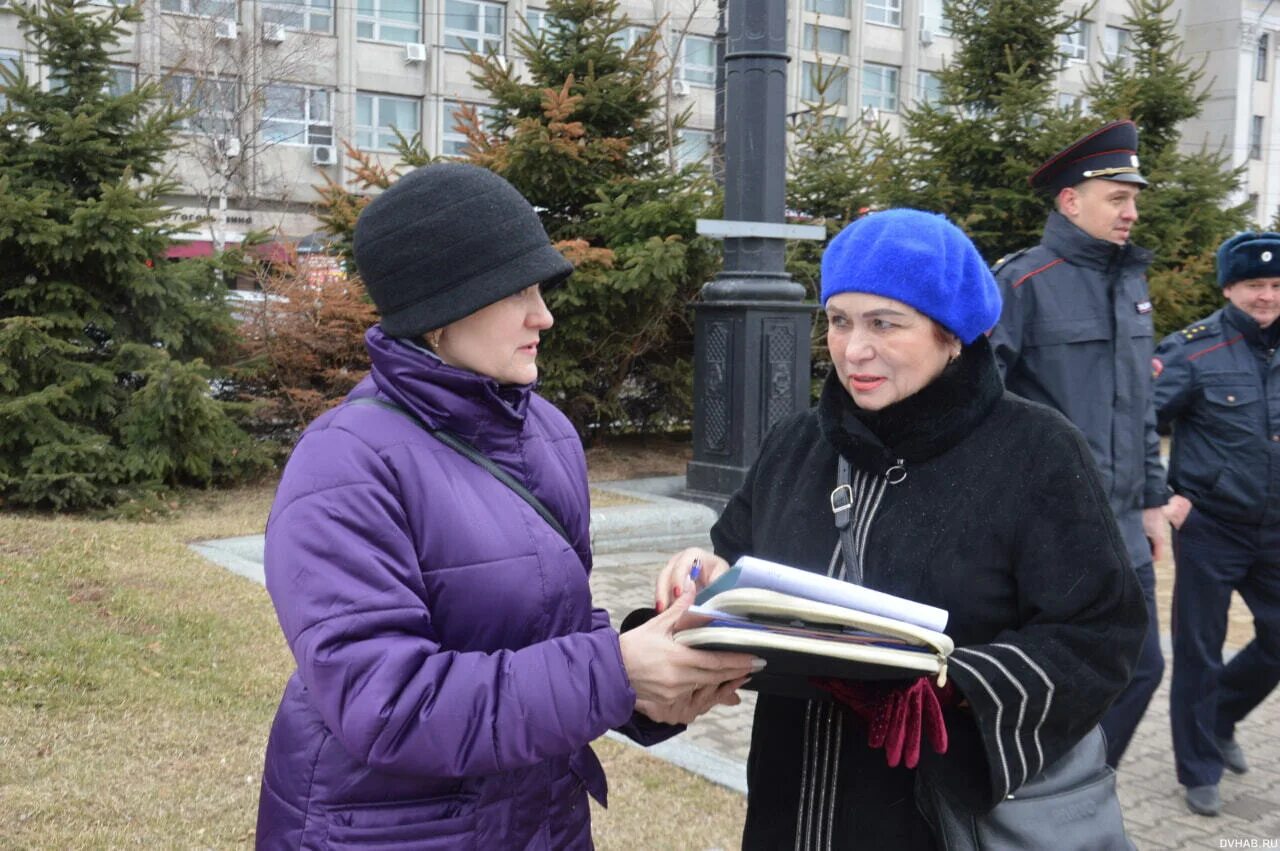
[802,61,847,103]
[864,0,901,27]
[676,128,712,168]
[160,0,236,19]
[1258,33,1269,82]
[919,0,951,35]
[1058,91,1090,113]
[862,62,899,112]
[794,111,847,134]
[0,50,20,111]
[1251,114,1264,160]
[357,0,421,43]
[525,7,547,36]
[108,66,135,97]
[803,24,849,55]
[262,85,332,146]
[264,0,333,33]
[610,25,649,51]
[917,69,943,105]
[803,0,849,18]
[1103,25,1130,64]
[441,100,493,157]
[1059,21,1089,63]
[678,34,716,86]
[356,92,420,151]
[445,0,504,53]
[49,63,134,97]
[164,75,238,137]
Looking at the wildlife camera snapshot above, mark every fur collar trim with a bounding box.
[818,334,1004,475]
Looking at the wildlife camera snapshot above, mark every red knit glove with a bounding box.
[814,677,951,769]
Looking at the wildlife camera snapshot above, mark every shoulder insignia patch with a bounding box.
[991,247,1032,275]
[1178,323,1218,343]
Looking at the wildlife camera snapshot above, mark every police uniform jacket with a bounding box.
[991,210,1166,568]
[1152,303,1280,526]
[712,338,1146,849]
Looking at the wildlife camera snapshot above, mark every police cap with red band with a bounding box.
[1028,120,1148,196]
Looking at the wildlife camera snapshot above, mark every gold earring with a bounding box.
[427,331,442,350]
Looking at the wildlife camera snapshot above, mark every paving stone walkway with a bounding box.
[589,550,1280,850]
[194,477,1280,849]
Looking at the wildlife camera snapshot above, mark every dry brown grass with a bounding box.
[0,481,746,849]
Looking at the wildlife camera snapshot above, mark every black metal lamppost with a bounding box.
[685,0,823,500]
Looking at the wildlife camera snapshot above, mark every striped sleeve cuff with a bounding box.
[948,643,1055,801]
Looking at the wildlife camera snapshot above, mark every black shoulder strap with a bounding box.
[347,397,573,546]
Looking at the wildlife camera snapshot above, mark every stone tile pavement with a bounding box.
[193,477,1279,849]
[590,549,1280,850]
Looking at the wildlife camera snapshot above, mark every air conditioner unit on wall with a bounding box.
[312,144,335,166]
[216,19,238,40]
[920,29,934,47]
[404,42,427,63]
[672,79,691,97]
[263,22,286,44]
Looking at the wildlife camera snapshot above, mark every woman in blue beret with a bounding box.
[655,209,1148,848]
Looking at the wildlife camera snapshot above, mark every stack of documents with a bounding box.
[675,556,953,689]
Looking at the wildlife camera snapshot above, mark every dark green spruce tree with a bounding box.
[1084,0,1249,337]
[459,0,722,435]
[878,0,1094,260]
[0,0,267,510]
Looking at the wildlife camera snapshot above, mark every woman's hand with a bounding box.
[654,547,730,612]
[1162,494,1193,531]
[621,578,760,725]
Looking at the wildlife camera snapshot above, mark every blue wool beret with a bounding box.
[1217,231,1280,287]
[820,209,1002,344]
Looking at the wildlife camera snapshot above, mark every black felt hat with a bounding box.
[1028,120,1148,196]
[353,163,574,337]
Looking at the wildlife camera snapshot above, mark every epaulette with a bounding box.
[1177,321,1219,343]
[991,247,1032,275]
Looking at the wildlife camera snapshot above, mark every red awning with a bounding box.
[165,240,214,259]
[250,241,297,264]
[163,239,297,263]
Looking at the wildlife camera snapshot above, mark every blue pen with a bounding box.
[690,558,701,582]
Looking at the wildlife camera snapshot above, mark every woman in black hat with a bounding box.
[654,209,1147,849]
[255,163,758,849]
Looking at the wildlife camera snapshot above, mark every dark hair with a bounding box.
[932,319,959,347]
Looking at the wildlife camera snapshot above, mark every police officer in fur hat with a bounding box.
[1153,231,1280,817]
[989,120,1168,770]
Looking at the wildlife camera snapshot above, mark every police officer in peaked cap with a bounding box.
[990,120,1167,769]
[1153,231,1280,817]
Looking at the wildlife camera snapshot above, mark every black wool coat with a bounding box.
[711,337,1147,850]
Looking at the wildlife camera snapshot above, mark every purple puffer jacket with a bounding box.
[256,327,656,849]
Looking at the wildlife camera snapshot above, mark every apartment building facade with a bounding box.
[1,0,1277,247]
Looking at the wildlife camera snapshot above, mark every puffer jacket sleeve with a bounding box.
[932,422,1147,812]
[264,424,639,780]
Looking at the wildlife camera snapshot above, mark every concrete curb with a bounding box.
[589,476,716,554]
[604,730,747,795]
[191,476,717,570]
